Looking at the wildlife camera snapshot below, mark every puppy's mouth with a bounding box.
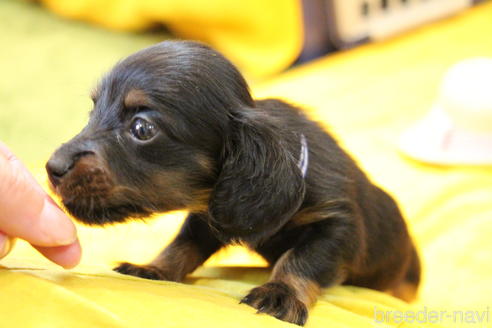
[48,156,151,225]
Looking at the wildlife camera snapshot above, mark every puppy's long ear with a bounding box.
[209,108,306,245]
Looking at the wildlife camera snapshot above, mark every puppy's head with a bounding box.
[46,41,248,224]
[47,41,304,242]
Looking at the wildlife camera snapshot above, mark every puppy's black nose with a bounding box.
[46,151,93,187]
[46,158,72,187]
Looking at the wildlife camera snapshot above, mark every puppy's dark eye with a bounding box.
[130,118,157,141]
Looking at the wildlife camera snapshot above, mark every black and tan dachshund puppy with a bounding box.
[46,41,420,326]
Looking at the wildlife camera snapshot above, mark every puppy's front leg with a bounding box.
[242,219,358,326]
[240,252,320,325]
[114,213,223,282]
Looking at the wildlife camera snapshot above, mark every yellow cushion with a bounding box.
[32,0,303,78]
[2,1,492,327]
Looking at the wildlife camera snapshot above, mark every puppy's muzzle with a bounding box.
[46,149,95,187]
[46,138,115,213]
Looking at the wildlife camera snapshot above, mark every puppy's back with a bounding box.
[255,98,419,297]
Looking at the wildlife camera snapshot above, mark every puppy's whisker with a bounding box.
[89,196,95,218]
[116,133,125,146]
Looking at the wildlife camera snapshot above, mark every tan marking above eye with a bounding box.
[125,89,150,109]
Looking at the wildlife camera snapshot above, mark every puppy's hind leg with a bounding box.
[242,217,361,326]
[390,245,421,302]
[240,250,320,326]
[114,212,223,282]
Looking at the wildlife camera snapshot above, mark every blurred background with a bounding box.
[1,0,492,326]
[1,0,490,165]
[1,0,489,164]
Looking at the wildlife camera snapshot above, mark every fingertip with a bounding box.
[34,239,82,269]
[59,240,82,269]
[0,158,76,247]
[0,141,16,161]
[39,197,78,246]
[0,232,12,259]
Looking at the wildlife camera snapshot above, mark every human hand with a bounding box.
[0,142,81,268]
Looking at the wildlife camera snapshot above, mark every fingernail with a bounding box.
[0,233,11,259]
[40,198,77,246]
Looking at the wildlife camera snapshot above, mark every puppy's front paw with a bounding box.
[114,262,170,281]
[240,282,308,326]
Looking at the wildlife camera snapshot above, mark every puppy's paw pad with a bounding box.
[240,282,308,326]
[113,262,166,280]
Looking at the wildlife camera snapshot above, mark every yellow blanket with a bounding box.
[2,1,492,327]
[33,0,303,78]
